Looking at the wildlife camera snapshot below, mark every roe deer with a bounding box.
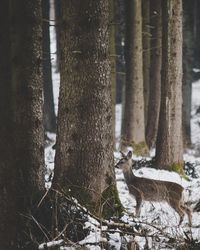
[115,151,192,226]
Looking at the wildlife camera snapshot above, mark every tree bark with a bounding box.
[42,0,57,133]
[109,0,116,148]
[10,0,45,247]
[53,0,122,217]
[155,0,183,170]
[182,0,194,147]
[145,0,162,149]
[142,0,150,126]
[54,0,61,72]
[121,0,148,155]
[115,0,125,104]
[193,0,200,68]
[0,2,16,249]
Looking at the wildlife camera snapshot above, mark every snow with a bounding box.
[44,4,200,249]
[44,79,200,249]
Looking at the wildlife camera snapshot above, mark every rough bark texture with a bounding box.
[42,0,57,132]
[10,0,45,247]
[54,0,61,72]
[0,2,16,249]
[182,0,194,147]
[109,0,116,148]
[142,0,150,126]
[155,0,183,170]
[146,0,162,149]
[121,0,148,154]
[115,0,125,104]
[193,0,200,67]
[53,0,122,217]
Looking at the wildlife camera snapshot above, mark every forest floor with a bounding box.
[44,67,200,249]
[44,80,200,250]
[41,15,200,249]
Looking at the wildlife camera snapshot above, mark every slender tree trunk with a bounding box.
[115,0,125,104]
[10,0,45,248]
[155,0,183,171]
[193,0,200,68]
[42,0,57,133]
[54,0,61,72]
[182,0,194,148]
[0,2,16,249]
[142,0,150,126]
[53,0,122,217]
[121,0,148,155]
[145,0,162,149]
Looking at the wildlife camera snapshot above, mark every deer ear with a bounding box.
[120,151,126,157]
[127,151,132,159]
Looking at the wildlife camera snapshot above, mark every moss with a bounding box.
[170,162,190,180]
[100,180,124,219]
[131,141,149,156]
[61,179,123,219]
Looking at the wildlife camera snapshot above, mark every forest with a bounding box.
[1,0,200,249]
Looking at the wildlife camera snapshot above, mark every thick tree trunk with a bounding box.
[0,2,16,249]
[10,0,45,247]
[42,0,57,132]
[142,0,150,126]
[53,0,122,217]
[121,0,148,155]
[109,0,116,148]
[145,0,162,149]
[155,0,183,170]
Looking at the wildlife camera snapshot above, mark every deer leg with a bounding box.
[181,204,192,226]
[169,200,185,226]
[135,194,143,217]
[129,185,143,217]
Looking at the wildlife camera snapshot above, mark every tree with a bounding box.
[121,0,148,155]
[54,0,61,72]
[155,0,183,171]
[193,0,200,68]
[145,0,162,149]
[115,0,125,105]
[10,0,45,248]
[182,0,195,147]
[109,0,117,147]
[0,2,16,249]
[142,0,150,125]
[53,0,122,217]
[42,0,57,133]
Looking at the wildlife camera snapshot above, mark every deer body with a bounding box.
[116,151,192,226]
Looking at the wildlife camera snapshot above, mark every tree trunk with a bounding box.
[42,0,57,133]
[121,0,148,155]
[155,0,184,171]
[193,0,200,68]
[10,0,45,247]
[0,2,16,249]
[54,0,61,72]
[115,0,125,105]
[53,0,122,217]
[145,0,162,149]
[142,0,150,126]
[109,0,116,148]
[182,0,194,148]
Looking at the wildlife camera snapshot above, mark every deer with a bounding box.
[115,151,192,226]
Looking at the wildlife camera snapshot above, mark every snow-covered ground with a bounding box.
[43,5,200,248]
[44,69,200,249]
